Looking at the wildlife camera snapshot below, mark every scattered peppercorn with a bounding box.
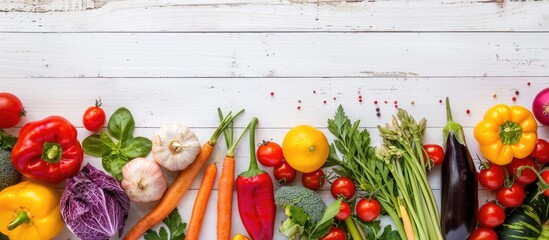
[375,107,380,112]
[333,97,336,101]
[512,96,517,101]
[270,92,274,96]
[384,100,388,104]
[515,90,520,95]
[323,100,327,104]
[439,99,442,103]
[374,100,378,105]
[376,112,381,117]
[313,90,316,94]
[297,106,301,110]
[359,95,362,99]
[394,101,398,104]
[298,100,302,103]
[527,82,531,86]
[492,93,497,98]
[359,99,363,103]
[394,105,398,108]
[411,101,415,105]
[466,109,471,114]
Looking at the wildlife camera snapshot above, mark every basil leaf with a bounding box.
[309,199,342,239]
[108,107,135,141]
[102,154,128,182]
[100,131,115,148]
[83,135,109,157]
[121,137,152,159]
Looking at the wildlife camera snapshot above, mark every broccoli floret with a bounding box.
[275,186,327,223]
[0,148,21,191]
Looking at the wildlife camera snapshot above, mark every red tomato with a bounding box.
[0,93,25,128]
[331,177,356,200]
[273,160,296,184]
[423,144,444,166]
[468,228,498,240]
[507,157,538,185]
[356,198,381,222]
[478,163,505,191]
[256,141,283,167]
[82,99,106,131]
[478,202,505,228]
[302,169,326,190]
[320,226,346,240]
[542,171,549,197]
[530,139,549,164]
[335,201,351,221]
[496,183,525,208]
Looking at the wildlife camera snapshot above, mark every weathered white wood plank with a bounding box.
[2,78,548,128]
[0,0,548,32]
[1,33,549,78]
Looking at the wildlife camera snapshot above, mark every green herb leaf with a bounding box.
[102,154,128,182]
[0,130,17,150]
[309,199,342,239]
[108,107,135,141]
[100,131,115,148]
[82,134,109,157]
[144,208,187,240]
[121,136,152,159]
[164,208,187,240]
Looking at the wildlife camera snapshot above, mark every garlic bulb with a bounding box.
[152,123,201,171]
[121,158,167,203]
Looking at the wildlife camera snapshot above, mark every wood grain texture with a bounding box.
[0,0,548,32]
[1,33,549,78]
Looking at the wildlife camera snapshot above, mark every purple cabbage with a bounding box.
[61,164,130,240]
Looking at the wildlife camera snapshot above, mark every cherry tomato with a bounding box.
[423,144,444,166]
[335,201,351,221]
[320,226,346,240]
[530,139,549,164]
[331,177,356,200]
[478,163,505,191]
[478,202,505,228]
[468,227,498,240]
[496,183,525,208]
[0,93,25,128]
[302,169,326,190]
[542,170,549,197]
[82,99,106,131]
[507,157,538,185]
[273,159,296,184]
[356,198,381,222]
[256,141,283,167]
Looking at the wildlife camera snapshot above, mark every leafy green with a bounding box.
[307,199,342,239]
[0,130,17,150]
[108,107,135,142]
[0,232,9,240]
[354,219,401,240]
[144,208,187,240]
[82,107,151,181]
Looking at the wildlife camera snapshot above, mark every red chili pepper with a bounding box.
[11,116,83,184]
[236,117,276,240]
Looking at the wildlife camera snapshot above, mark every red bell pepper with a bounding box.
[11,116,83,184]
[236,117,276,240]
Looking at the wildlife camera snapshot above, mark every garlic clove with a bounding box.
[121,157,167,203]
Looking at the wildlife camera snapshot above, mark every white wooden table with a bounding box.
[1,0,548,239]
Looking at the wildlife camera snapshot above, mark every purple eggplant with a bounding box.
[441,97,478,240]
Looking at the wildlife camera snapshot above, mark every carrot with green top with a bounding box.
[124,109,244,240]
[217,110,253,240]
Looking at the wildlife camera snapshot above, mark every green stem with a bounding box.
[379,200,407,240]
[41,142,62,164]
[210,109,244,144]
[499,121,523,145]
[446,96,454,122]
[7,211,29,231]
[345,218,362,240]
[217,108,232,149]
[240,117,261,177]
[227,120,253,157]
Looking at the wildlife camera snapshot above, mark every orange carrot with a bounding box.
[216,117,252,240]
[186,163,218,240]
[217,156,235,240]
[124,109,243,240]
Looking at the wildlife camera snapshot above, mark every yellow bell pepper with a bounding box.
[474,104,538,165]
[0,181,64,240]
[233,234,251,240]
